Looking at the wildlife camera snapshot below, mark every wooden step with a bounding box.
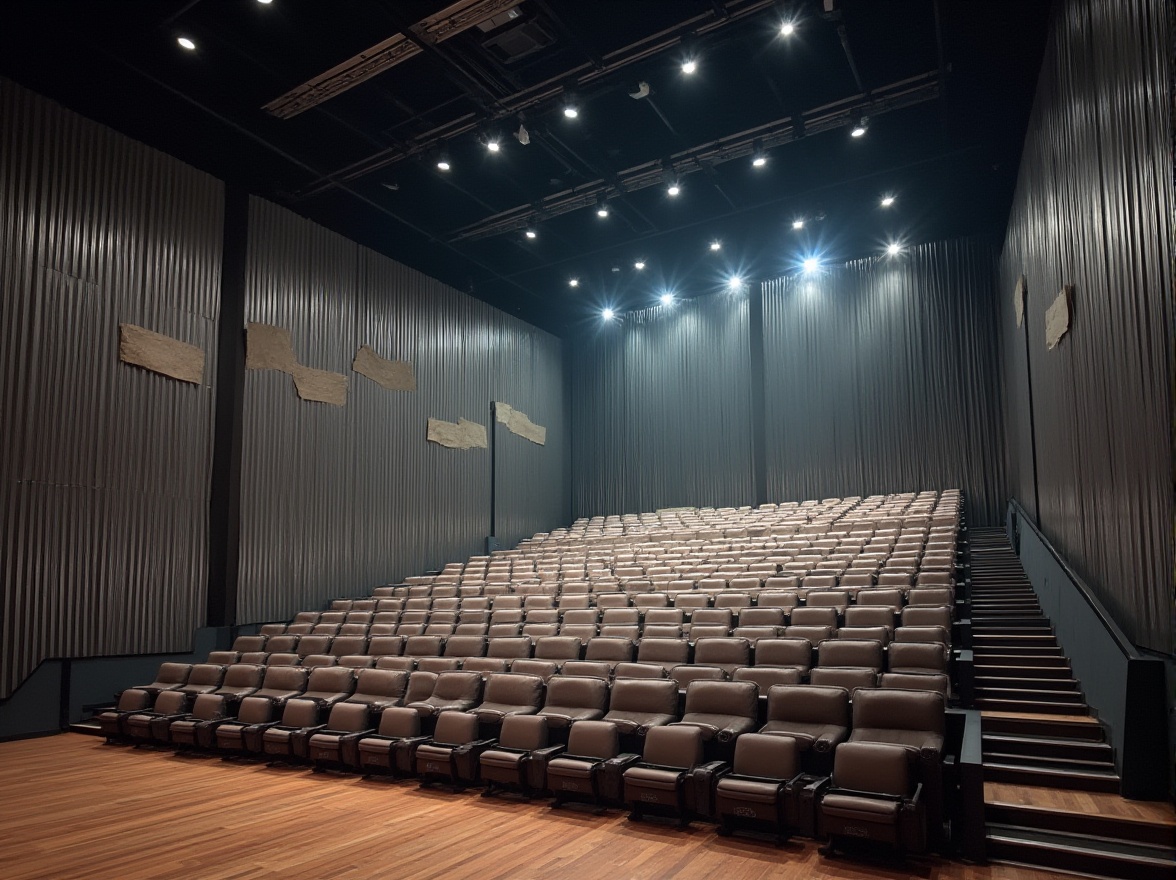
[982,711,1105,740]
[972,653,1070,668]
[986,824,1175,880]
[972,627,1055,637]
[976,686,1084,705]
[982,733,1113,762]
[975,675,1080,690]
[982,751,1116,775]
[970,616,1049,627]
[976,697,1089,715]
[973,644,1064,656]
[984,761,1120,792]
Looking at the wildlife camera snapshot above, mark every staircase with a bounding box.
[968,528,1176,880]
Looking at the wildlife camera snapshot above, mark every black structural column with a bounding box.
[206,186,249,627]
[748,281,768,506]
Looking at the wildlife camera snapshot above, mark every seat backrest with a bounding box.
[402,671,439,704]
[738,607,785,627]
[221,664,264,690]
[856,589,904,609]
[613,662,667,679]
[433,710,480,745]
[880,672,950,696]
[670,665,727,687]
[714,593,750,610]
[833,741,911,795]
[545,675,609,710]
[789,606,838,627]
[693,638,751,669]
[487,636,533,659]
[895,625,950,646]
[566,720,619,759]
[642,724,703,768]
[236,696,275,724]
[844,606,895,628]
[691,608,733,627]
[153,690,190,714]
[326,701,371,731]
[231,636,267,653]
[562,608,600,626]
[430,671,484,701]
[280,698,321,727]
[259,665,309,694]
[602,608,640,625]
[766,684,849,725]
[637,639,689,666]
[852,688,945,734]
[753,637,812,668]
[443,635,487,658]
[184,664,226,689]
[608,678,678,715]
[902,606,952,629]
[818,638,884,670]
[378,705,422,737]
[809,667,877,692]
[483,673,545,708]
[367,636,405,657]
[732,732,798,780]
[732,666,803,688]
[499,714,549,750]
[887,641,947,672]
[329,636,368,657]
[684,680,758,718]
[535,636,582,661]
[353,668,409,701]
[297,635,333,657]
[584,638,634,663]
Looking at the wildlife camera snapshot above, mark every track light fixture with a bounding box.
[751,140,767,168]
[710,240,722,252]
[435,147,451,172]
[680,36,698,74]
[562,94,580,119]
[596,196,609,218]
[850,115,869,137]
[482,131,502,152]
[524,228,537,240]
[660,292,675,305]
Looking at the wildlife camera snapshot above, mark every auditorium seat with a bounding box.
[345,668,409,713]
[260,698,325,761]
[674,680,758,743]
[122,664,227,741]
[880,673,950,697]
[856,589,904,611]
[120,662,192,701]
[415,711,496,788]
[715,733,800,842]
[161,692,234,749]
[759,684,849,762]
[623,725,714,826]
[738,607,786,628]
[599,624,641,640]
[471,673,545,727]
[304,702,376,770]
[732,626,779,644]
[691,608,733,629]
[406,670,484,718]
[887,642,948,675]
[693,638,751,676]
[534,636,582,666]
[301,654,338,668]
[559,624,599,642]
[809,667,878,691]
[732,666,803,688]
[821,742,925,856]
[509,659,559,681]
[354,707,429,776]
[752,637,812,674]
[603,678,679,736]
[670,664,727,688]
[296,667,356,714]
[584,638,634,671]
[537,676,609,730]
[901,605,953,634]
[547,720,636,809]
[205,651,240,665]
[781,625,834,645]
[788,607,838,628]
[636,639,689,673]
[818,639,884,671]
[480,714,561,797]
[894,625,950,647]
[843,606,897,630]
[612,662,667,679]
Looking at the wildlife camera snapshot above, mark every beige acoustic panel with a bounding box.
[494,401,546,445]
[118,323,205,384]
[1045,285,1072,350]
[353,344,416,391]
[427,417,488,450]
[1014,275,1027,327]
[246,322,297,373]
[292,364,348,406]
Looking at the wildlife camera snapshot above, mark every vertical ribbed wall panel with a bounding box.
[762,239,1007,524]
[998,0,1172,651]
[237,199,568,623]
[570,294,755,517]
[0,78,222,697]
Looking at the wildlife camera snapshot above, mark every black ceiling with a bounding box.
[0,0,1051,335]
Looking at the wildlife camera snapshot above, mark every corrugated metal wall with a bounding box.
[237,199,568,623]
[0,77,223,698]
[998,0,1173,652]
[763,239,1007,524]
[569,294,756,517]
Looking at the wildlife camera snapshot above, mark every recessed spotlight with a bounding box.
[681,59,697,75]
[634,261,646,271]
[660,292,675,306]
[487,140,501,152]
[177,36,196,50]
[524,228,537,240]
[667,183,681,197]
[752,154,767,168]
[563,96,580,118]
[780,21,796,37]
[792,219,805,230]
[602,308,616,321]
[709,241,722,252]
[881,195,896,207]
[258,0,273,4]
[435,152,451,171]
[569,278,580,288]
[596,203,609,218]
[886,242,903,257]
[803,257,820,273]
[850,116,869,138]
[728,276,745,290]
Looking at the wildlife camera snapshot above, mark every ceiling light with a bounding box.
[569,278,580,288]
[435,149,451,172]
[881,194,896,207]
[487,139,501,152]
[780,21,796,36]
[596,198,609,218]
[728,276,745,291]
[803,257,820,273]
[681,59,697,75]
[710,241,722,252]
[177,36,196,50]
[886,242,903,257]
[634,261,646,271]
[792,219,804,230]
[660,292,675,306]
[850,115,869,138]
[751,140,767,168]
[524,228,537,240]
[602,308,616,321]
[258,0,273,4]
[562,95,580,118]
[667,183,681,197]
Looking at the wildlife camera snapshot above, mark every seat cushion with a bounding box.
[822,792,902,822]
[677,714,757,741]
[624,766,686,791]
[547,757,596,779]
[415,743,454,763]
[758,721,846,750]
[715,776,783,805]
[850,729,944,754]
[480,749,525,770]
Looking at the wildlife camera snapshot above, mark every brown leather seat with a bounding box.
[405,635,446,659]
[753,637,812,673]
[534,636,582,666]
[354,706,429,775]
[715,733,800,841]
[691,608,733,628]
[670,664,727,688]
[759,684,849,756]
[636,639,689,673]
[601,608,641,626]
[848,688,945,755]
[806,590,849,612]
[584,637,634,671]
[887,642,948,675]
[603,678,678,736]
[644,608,685,628]
[880,672,950,697]
[471,673,546,726]
[693,638,751,676]
[809,666,878,692]
[305,702,376,768]
[789,606,838,628]
[508,659,560,681]
[479,715,562,796]
[733,666,803,688]
[295,635,333,659]
[537,676,609,729]
[894,625,950,646]
[738,607,786,627]
[856,589,905,610]
[260,697,327,760]
[328,635,368,658]
[560,660,612,679]
[547,720,636,807]
[97,662,194,739]
[406,670,484,718]
[822,741,926,855]
[844,606,896,630]
[345,668,409,713]
[612,662,668,679]
[623,725,713,825]
[818,638,885,671]
[296,666,356,712]
[901,604,953,634]
[836,626,892,645]
[158,692,233,748]
[122,664,227,742]
[415,711,496,788]
[675,680,759,743]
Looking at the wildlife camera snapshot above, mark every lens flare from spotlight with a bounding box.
[602,308,616,321]
[728,276,744,290]
[886,243,903,257]
[681,59,697,75]
[487,140,501,152]
[569,278,580,288]
[780,22,796,37]
[634,261,646,271]
[881,195,896,207]
[524,229,537,239]
[709,241,722,252]
[802,257,820,273]
[660,292,675,306]
[792,219,804,230]
[667,184,681,197]
[178,36,196,50]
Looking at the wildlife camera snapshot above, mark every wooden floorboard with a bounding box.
[984,782,1176,827]
[978,711,1100,725]
[0,733,1076,880]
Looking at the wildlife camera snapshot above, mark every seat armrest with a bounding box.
[453,739,499,782]
[526,744,567,791]
[689,760,730,819]
[599,753,641,802]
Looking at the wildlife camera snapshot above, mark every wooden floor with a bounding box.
[985,781,1176,827]
[0,734,1077,880]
